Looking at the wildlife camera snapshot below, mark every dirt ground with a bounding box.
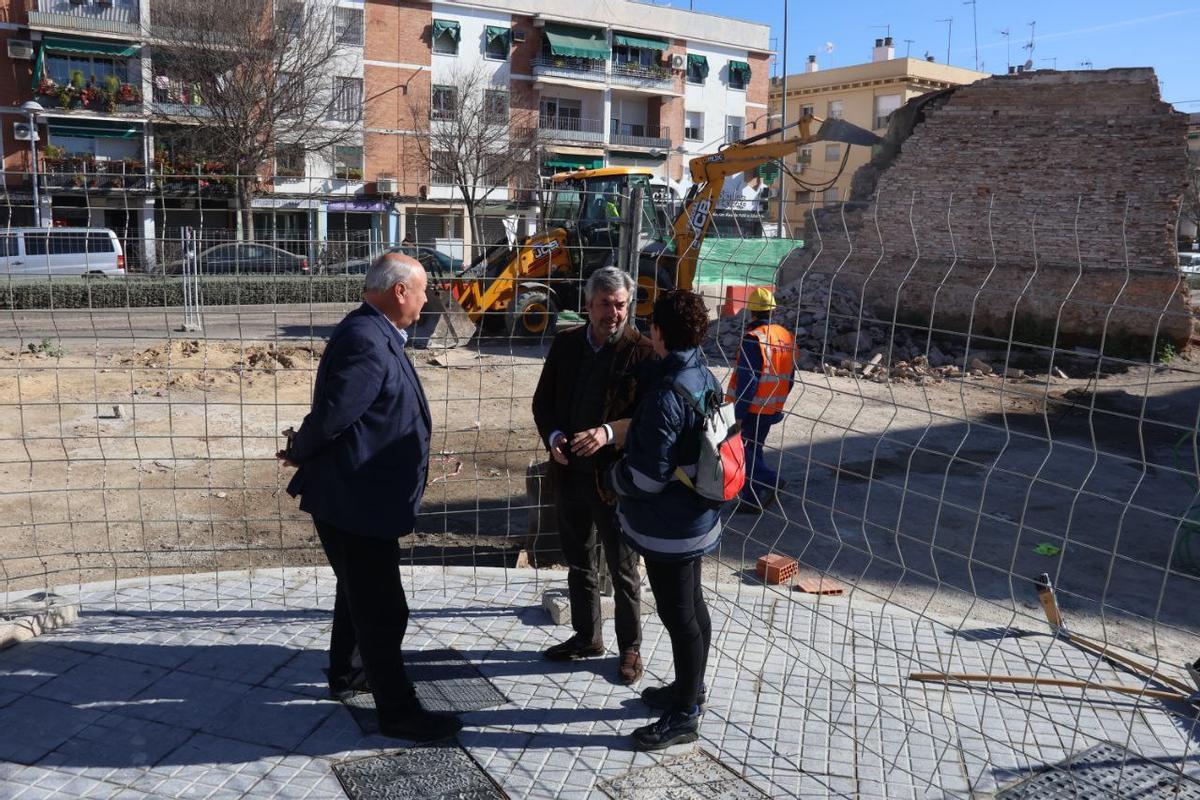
[1,333,1199,668]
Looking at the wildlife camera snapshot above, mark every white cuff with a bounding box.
[602,423,614,444]
[548,429,564,449]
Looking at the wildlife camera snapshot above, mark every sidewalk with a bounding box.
[0,566,1196,798]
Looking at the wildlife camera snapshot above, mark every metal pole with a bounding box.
[27,112,40,228]
[776,0,787,237]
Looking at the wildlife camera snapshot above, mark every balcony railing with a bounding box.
[538,115,605,144]
[610,61,674,90]
[40,157,149,191]
[610,123,670,149]
[531,55,606,83]
[28,0,140,36]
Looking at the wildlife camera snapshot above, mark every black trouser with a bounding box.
[556,469,642,651]
[644,556,710,712]
[315,519,418,716]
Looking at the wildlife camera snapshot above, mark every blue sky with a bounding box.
[664,0,1200,112]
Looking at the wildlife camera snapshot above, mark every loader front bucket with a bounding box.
[409,287,476,349]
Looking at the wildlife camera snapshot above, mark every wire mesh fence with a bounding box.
[0,175,1198,796]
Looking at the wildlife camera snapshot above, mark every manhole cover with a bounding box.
[339,649,507,735]
[598,749,768,799]
[996,742,1200,799]
[333,744,507,799]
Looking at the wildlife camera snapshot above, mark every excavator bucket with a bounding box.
[816,117,883,147]
[410,287,476,349]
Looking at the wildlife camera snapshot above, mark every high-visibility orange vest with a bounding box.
[727,323,795,415]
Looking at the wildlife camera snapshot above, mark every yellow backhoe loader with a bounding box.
[412,115,880,346]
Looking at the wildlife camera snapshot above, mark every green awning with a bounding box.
[432,19,460,43]
[728,60,751,81]
[485,25,510,46]
[687,53,709,79]
[613,32,668,51]
[42,37,140,57]
[48,120,142,139]
[543,23,607,60]
[544,155,604,170]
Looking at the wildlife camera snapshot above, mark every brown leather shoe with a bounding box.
[618,648,643,684]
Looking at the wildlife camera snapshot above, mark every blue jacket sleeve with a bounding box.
[733,336,762,420]
[611,389,683,499]
[289,328,386,463]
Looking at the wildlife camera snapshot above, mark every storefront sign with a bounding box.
[251,198,321,210]
[327,200,388,212]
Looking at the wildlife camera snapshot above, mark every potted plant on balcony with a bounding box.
[118,83,140,104]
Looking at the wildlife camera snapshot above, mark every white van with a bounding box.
[0,228,126,277]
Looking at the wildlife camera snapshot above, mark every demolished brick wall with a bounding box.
[778,68,1193,361]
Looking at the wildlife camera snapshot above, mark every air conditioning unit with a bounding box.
[12,121,37,142]
[7,40,34,60]
[376,177,396,194]
[669,53,686,70]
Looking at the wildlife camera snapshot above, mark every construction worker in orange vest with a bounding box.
[727,287,795,513]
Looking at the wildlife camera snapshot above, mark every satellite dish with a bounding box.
[1023,59,1033,70]
[824,41,835,53]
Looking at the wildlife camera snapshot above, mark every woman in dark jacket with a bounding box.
[609,290,722,751]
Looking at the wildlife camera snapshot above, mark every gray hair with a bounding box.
[584,266,635,303]
[363,252,417,293]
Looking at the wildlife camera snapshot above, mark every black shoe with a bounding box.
[544,634,605,661]
[641,682,707,710]
[378,707,463,742]
[325,666,370,696]
[632,707,701,751]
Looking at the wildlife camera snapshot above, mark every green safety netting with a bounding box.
[543,23,607,60]
[613,32,667,51]
[694,238,804,286]
[432,19,460,43]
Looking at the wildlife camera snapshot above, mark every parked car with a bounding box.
[0,227,125,277]
[325,245,463,278]
[1179,252,1200,275]
[165,243,309,275]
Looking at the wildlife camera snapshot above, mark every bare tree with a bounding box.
[149,0,362,238]
[408,65,541,257]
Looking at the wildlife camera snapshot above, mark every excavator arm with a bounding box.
[669,116,882,292]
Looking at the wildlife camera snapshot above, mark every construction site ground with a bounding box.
[1,303,1198,666]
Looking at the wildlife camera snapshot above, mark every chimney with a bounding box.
[872,37,894,62]
[1008,66,1017,74]
[806,54,818,73]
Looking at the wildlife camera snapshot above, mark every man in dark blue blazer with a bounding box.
[280,252,461,742]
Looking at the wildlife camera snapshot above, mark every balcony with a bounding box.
[151,77,212,118]
[538,115,605,145]
[610,123,670,150]
[27,0,140,38]
[36,77,141,113]
[531,55,606,84]
[40,156,150,191]
[609,61,674,92]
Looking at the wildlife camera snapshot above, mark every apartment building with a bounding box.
[769,38,987,227]
[0,0,769,261]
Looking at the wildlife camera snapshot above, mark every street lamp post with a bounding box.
[21,100,44,227]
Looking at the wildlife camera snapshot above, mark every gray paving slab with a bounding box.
[0,567,1196,799]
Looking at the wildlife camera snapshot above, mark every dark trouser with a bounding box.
[315,519,418,715]
[644,556,710,712]
[741,412,780,501]
[556,469,642,651]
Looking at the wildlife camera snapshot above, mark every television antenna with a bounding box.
[1041,57,1057,70]
[997,28,1011,71]
[936,17,953,65]
[1079,59,1093,69]
[963,0,979,71]
[903,38,915,57]
[1022,20,1036,61]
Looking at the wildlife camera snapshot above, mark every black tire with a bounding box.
[634,266,673,321]
[508,292,557,339]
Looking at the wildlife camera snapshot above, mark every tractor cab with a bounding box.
[545,168,667,277]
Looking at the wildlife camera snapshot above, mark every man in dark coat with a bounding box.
[280,252,460,741]
[532,266,655,684]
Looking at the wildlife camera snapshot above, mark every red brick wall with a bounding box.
[511,15,537,76]
[747,52,770,110]
[364,0,431,195]
[785,68,1194,353]
[0,25,34,171]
